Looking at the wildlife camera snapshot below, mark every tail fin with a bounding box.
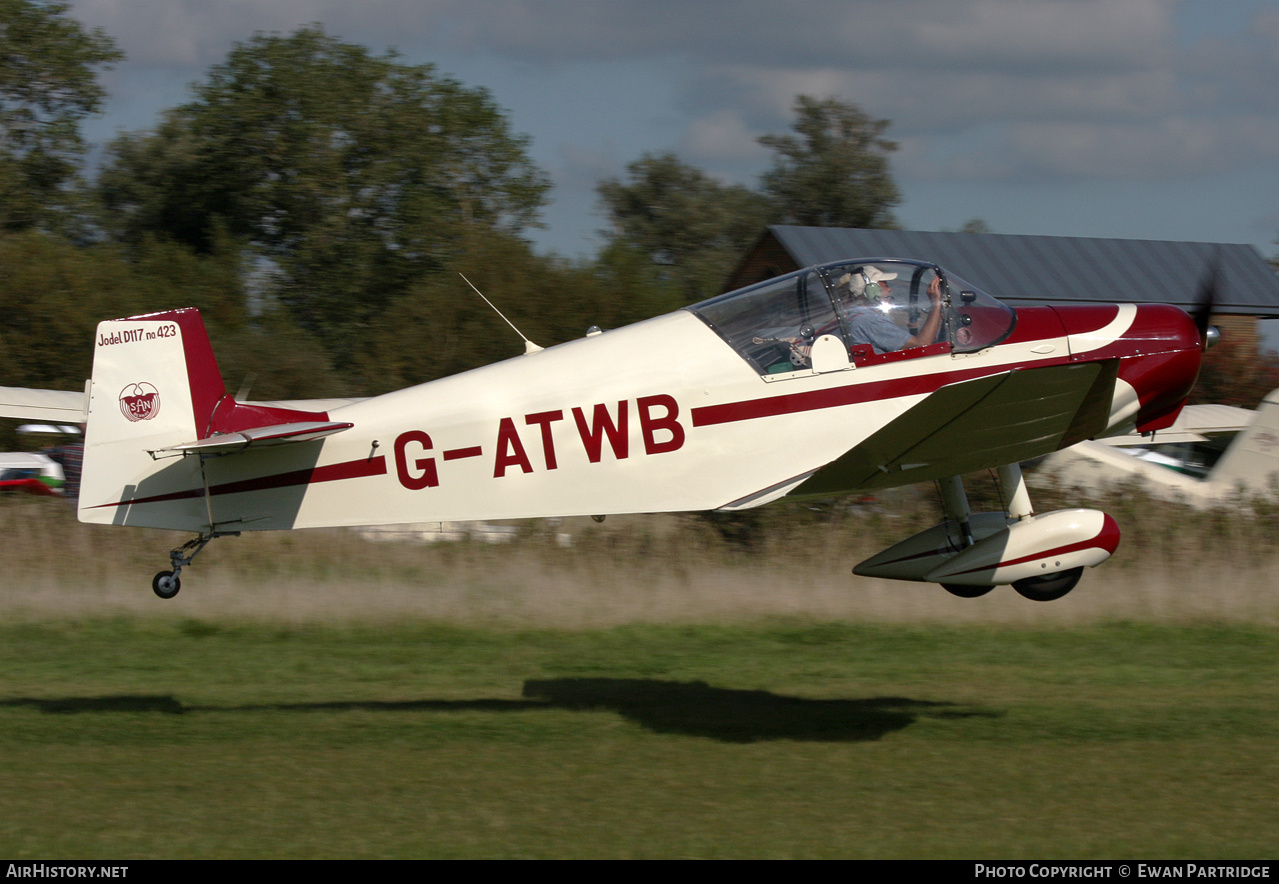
[79,309,227,529]
[1208,387,1279,496]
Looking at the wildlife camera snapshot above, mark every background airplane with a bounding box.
[0,424,83,497]
[1038,388,1279,507]
[0,452,65,497]
[1,257,1210,602]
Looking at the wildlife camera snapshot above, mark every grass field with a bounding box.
[1,497,1277,858]
[1,621,1275,859]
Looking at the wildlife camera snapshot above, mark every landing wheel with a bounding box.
[152,570,181,600]
[1012,567,1083,602]
[942,583,995,599]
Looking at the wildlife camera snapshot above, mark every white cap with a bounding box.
[840,265,898,297]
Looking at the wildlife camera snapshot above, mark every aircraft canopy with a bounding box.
[690,259,1016,375]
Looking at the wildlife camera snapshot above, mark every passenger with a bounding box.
[839,266,944,353]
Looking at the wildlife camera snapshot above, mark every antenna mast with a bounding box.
[459,273,542,354]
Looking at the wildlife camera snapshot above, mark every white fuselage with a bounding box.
[133,309,1122,533]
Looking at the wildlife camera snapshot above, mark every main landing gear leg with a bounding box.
[152,531,239,599]
[997,462,1034,521]
[938,466,1040,600]
[938,475,974,547]
[992,462,1084,600]
[937,475,995,598]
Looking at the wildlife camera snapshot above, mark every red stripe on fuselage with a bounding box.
[689,362,1046,427]
[90,455,388,509]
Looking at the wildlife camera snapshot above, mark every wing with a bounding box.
[0,385,88,423]
[796,359,1119,496]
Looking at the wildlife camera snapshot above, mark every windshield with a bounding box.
[690,259,1016,374]
[935,269,1018,354]
[687,268,840,374]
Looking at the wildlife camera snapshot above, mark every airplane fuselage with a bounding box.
[76,296,1201,534]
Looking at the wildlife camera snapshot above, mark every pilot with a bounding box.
[839,266,944,353]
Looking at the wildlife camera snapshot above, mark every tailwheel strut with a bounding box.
[152,531,239,599]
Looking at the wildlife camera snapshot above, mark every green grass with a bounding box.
[2,499,1276,857]
[1,620,1275,858]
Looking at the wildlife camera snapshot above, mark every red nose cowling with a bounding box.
[1051,304,1203,433]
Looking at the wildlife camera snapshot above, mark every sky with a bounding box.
[65,0,1279,263]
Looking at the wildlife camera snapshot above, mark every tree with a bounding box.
[597,152,770,301]
[758,95,899,229]
[0,230,260,388]
[597,97,902,302]
[1192,333,1279,408]
[0,228,347,451]
[97,26,550,358]
[0,231,143,393]
[0,0,122,233]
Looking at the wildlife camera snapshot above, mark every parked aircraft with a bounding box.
[0,452,65,497]
[1039,389,1279,507]
[0,258,1210,601]
[0,425,83,497]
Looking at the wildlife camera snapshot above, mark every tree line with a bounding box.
[1,2,900,417]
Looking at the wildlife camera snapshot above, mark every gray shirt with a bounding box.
[846,307,910,354]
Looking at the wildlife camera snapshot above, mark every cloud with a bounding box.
[675,110,770,183]
[72,0,311,65]
[66,0,1279,219]
[906,0,1173,72]
[68,0,1172,70]
[657,2,1279,185]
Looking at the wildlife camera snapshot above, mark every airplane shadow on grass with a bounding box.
[522,679,1000,743]
[2,680,1000,744]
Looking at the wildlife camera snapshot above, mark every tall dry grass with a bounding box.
[2,480,1276,626]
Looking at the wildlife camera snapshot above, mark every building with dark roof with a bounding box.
[728,227,1279,335]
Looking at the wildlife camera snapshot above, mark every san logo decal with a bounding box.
[119,383,161,422]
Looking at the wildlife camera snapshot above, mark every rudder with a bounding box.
[79,309,227,529]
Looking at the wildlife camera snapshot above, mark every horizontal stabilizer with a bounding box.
[0,385,87,423]
[149,421,354,458]
[244,398,367,412]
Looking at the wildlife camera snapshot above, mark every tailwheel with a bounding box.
[149,530,239,600]
[1012,567,1083,602]
[152,570,181,599]
[942,583,995,599]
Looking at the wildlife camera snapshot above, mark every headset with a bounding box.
[860,269,883,301]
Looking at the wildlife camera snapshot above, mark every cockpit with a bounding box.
[688,259,1016,376]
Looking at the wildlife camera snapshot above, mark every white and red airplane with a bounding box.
[0,258,1209,601]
